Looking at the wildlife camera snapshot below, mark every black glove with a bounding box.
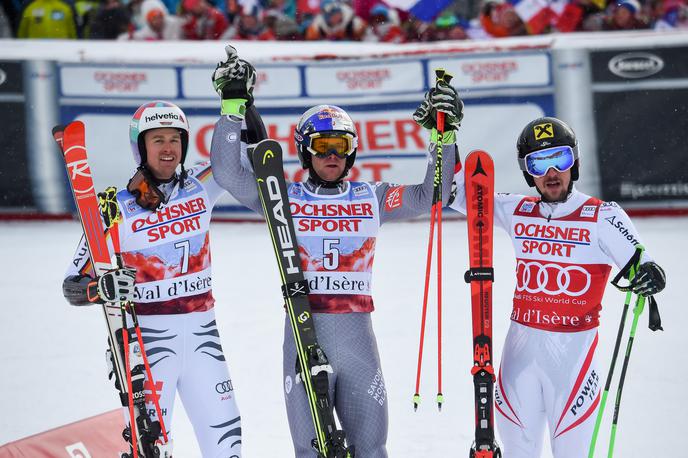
[87,268,137,303]
[413,82,464,131]
[212,44,257,116]
[630,261,665,297]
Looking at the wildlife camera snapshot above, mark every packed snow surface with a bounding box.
[1,217,686,457]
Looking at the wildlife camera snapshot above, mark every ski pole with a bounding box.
[413,69,452,411]
[588,245,644,457]
[413,203,435,410]
[435,68,447,411]
[607,265,648,456]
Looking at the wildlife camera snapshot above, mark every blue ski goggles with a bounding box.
[299,132,357,159]
[518,146,577,177]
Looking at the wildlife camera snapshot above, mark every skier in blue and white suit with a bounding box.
[208,46,462,457]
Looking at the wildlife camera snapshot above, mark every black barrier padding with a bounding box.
[0,101,33,208]
[0,62,23,94]
[591,47,688,83]
[593,89,688,202]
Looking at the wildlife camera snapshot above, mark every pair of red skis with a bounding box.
[412,70,501,457]
[55,122,171,458]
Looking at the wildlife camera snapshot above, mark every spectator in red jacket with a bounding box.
[480,1,526,37]
[182,0,228,39]
[363,3,405,42]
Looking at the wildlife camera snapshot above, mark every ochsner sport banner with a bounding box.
[58,50,554,217]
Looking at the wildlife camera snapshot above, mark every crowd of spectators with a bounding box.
[1,0,686,41]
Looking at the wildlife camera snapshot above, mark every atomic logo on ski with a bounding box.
[471,157,488,178]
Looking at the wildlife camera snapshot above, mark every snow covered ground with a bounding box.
[1,217,686,457]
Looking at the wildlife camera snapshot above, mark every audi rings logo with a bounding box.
[516,261,591,296]
[215,379,234,394]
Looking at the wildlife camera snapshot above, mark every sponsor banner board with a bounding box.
[63,100,546,217]
[61,66,178,98]
[429,52,551,89]
[306,61,424,96]
[591,46,688,83]
[0,409,126,457]
[182,65,302,99]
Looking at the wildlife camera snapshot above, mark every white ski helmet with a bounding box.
[129,101,190,166]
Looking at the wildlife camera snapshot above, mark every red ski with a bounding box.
[464,150,501,458]
[57,121,170,458]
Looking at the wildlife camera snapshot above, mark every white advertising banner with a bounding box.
[74,102,543,217]
[58,50,554,217]
[429,53,551,89]
[181,66,302,99]
[306,61,425,96]
[61,66,178,98]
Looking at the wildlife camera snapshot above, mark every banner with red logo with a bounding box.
[61,66,177,98]
[0,410,126,457]
[56,51,555,218]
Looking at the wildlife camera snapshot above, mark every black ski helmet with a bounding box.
[294,105,358,185]
[516,117,579,187]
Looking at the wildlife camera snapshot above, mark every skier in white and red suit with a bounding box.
[208,47,460,457]
[62,101,243,458]
[450,115,666,457]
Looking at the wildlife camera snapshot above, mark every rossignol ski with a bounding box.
[464,150,501,458]
[57,121,171,458]
[251,139,354,458]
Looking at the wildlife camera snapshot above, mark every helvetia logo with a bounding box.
[144,112,183,123]
[608,52,664,79]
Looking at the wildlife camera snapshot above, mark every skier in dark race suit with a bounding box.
[208,46,463,457]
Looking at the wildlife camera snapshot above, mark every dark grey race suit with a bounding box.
[211,114,456,457]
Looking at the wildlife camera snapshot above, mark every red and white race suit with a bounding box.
[65,162,242,457]
[451,169,653,458]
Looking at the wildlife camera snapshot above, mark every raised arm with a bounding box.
[377,77,463,224]
[209,45,264,214]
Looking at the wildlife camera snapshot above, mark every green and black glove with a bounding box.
[630,261,666,297]
[413,80,464,143]
[212,45,257,118]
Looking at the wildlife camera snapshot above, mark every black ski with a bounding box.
[251,139,354,458]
